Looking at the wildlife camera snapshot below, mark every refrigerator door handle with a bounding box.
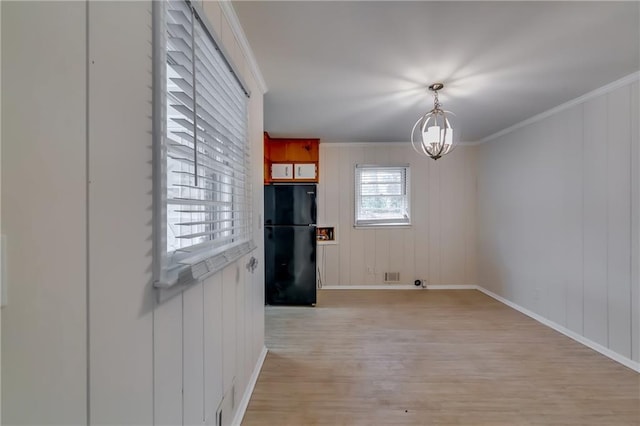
[308,190,317,223]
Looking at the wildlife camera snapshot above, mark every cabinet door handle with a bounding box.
[285,167,289,177]
[246,256,258,273]
[297,166,302,176]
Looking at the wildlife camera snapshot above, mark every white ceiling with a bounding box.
[232,1,639,143]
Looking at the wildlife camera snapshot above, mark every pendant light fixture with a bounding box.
[410,83,457,160]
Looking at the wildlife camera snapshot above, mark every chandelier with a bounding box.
[410,83,457,160]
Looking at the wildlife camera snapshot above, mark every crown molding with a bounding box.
[478,71,640,144]
[219,1,268,95]
[320,141,477,148]
[321,142,406,148]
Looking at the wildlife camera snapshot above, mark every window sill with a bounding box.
[354,224,412,229]
[155,240,256,303]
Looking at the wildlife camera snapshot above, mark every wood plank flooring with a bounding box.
[242,290,640,425]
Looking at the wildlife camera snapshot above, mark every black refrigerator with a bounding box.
[264,184,317,305]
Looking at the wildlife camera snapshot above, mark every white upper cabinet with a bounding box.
[271,163,293,180]
[293,164,317,180]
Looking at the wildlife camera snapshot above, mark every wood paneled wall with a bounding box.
[2,1,266,424]
[151,2,266,424]
[317,143,477,287]
[2,3,88,423]
[477,77,639,364]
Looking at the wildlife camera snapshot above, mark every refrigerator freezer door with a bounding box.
[264,184,317,225]
[265,225,317,305]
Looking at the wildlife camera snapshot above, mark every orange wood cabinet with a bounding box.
[264,132,320,183]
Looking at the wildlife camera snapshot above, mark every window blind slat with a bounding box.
[196,40,246,148]
[167,23,191,43]
[195,53,244,116]
[167,151,245,182]
[167,50,192,70]
[172,170,246,187]
[195,100,245,150]
[169,91,195,110]
[169,158,246,185]
[168,198,248,207]
[167,4,191,28]
[195,67,245,132]
[169,146,246,179]
[176,218,239,226]
[175,225,252,240]
[194,73,246,151]
[172,182,248,195]
[169,77,194,97]
[195,122,245,163]
[172,233,251,256]
[195,29,245,111]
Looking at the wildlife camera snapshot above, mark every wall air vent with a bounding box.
[384,272,400,282]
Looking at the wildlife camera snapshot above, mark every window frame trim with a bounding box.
[152,0,255,301]
[353,163,412,228]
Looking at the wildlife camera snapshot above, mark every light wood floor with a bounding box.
[242,290,640,425]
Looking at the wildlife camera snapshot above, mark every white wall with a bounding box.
[152,3,266,423]
[477,75,639,365]
[2,2,88,424]
[1,1,265,424]
[0,2,3,420]
[87,2,154,422]
[318,143,477,287]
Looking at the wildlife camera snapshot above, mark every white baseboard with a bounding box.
[425,284,477,290]
[321,285,421,290]
[320,284,476,290]
[477,286,640,373]
[231,346,268,426]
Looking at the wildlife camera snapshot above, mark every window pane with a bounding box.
[164,0,251,264]
[355,165,410,226]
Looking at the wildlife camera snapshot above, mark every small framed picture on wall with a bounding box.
[316,225,337,245]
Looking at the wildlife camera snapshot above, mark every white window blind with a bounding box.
[354,165,410,227]
[155,0,252,291]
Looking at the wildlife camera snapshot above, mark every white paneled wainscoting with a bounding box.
[476,73,639,371]
[2,1,267,425]
[317,143,478,289]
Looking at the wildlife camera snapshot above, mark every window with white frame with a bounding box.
[354,165,410,227]
[154,0,253,290]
